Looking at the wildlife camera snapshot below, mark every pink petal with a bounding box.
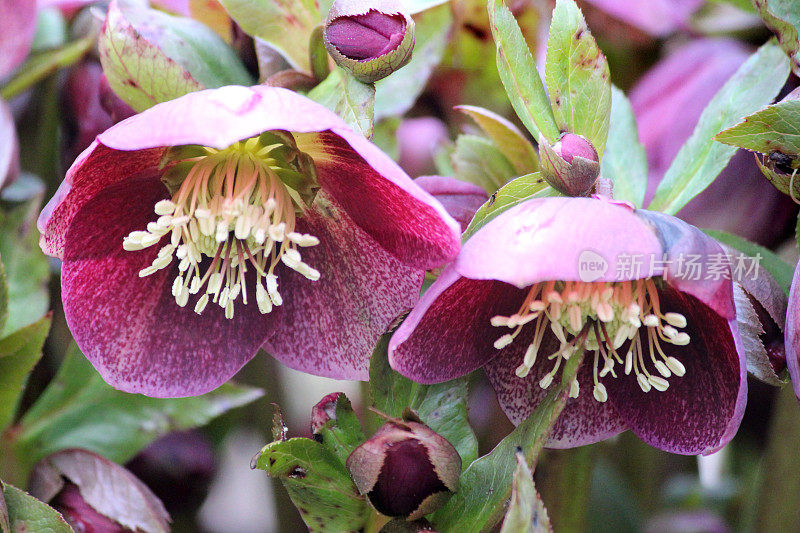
[414,175,488,232]
[38,143,164,258]
[298,132,460,270]
[262,198,424,380]
[0,97,19,190]
[785,263,800,402]
[605,287,746,455]
[455,197,663,288]
[61,175,268,397]
[389,269,526,383]
[0,0,37,79]
[582,0,702,38]
[483,333,626,446]
[95,86,460,270]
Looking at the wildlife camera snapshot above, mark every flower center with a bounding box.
[490,279,689,403]
[122,132,320,319]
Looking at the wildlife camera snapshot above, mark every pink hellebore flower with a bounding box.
[0,0,37,80]
[390,196,746,455]
[784,264,800,402]
[38,85,461,397]
[414,175,488,232]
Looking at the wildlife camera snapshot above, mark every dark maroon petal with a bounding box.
[61,176,269,397]
[483,331,626,446]
[38,143,164,258]
[298,131,460,271]
[785,263,800,401]
[605,286,745,455]
[635,209,736,320]
[390,269,526,383]
[262,198,423,381]
[414,176,488,231]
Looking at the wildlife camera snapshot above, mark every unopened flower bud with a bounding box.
[346,416,460,519]
[539,133,600,196]
[381,518,439,532]
[323,0,415,83]
[311,391,344,435]
[51,483,129,532]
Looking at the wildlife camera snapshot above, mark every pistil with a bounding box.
[123,135,320,318]
[490,279,689,402]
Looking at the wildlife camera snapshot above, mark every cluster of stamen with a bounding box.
[491,280,689,403]
[123,137,319,319]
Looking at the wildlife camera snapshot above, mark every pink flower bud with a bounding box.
[539,133,600,196]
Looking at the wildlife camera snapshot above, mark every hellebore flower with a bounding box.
[323,0,415,83]
[0,0,37,80]
[784,263,800,402]
[539,133,601,197]
[631,38,795,247]
[0,97,18,190]
[580,0,701,37]
[390,196,746,455]
[414,175,488,232]
[396,117,449,178]
[38,85,461,397]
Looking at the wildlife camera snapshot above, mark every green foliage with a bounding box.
[456,105,539,174]
[716,99,800,156]
[15,344,262,468]
[370,335,478,469]
[754,0,800,76]
[431,352,584,532]
[451,134,518,193]
[462,172,560,242]
[219,0,319,72]
[254,437,369,532]
[0,483,72,533]
[309,68,376,138]
[100,1,250,112]
[499,453,551,533]
[375,4,452,120]
[602,86,648,207]
[544,0,611,158]
[0,317,50,433]
[488,0,559,143]
[313,394,366,466]
[704,230,794,295]
[648,41,790,214]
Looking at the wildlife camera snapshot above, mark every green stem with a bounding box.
[749,385,800,530]
[1,36,94,101]
[539,445,595,533]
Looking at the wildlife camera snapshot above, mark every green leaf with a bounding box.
[544,0,611,157]
[488,0,559,143]
[15,344,263,468]
[451,134,518,193]
[602,86,647,207]
[253,438,369,532]
[456,105,539,174]
[0,317,50,433]
[219,0,319,72]
[499,453,551,533]
[648,41,790,214]
[704,229,794,294]
[308,68,375,138]
[374,4,452,120]
[0,260,7,337]
[716,99,800,156]
[754,0,800,76]
[0,178,50,337]
[0,483,72,533]
[314,394,366,466]
[370,335,479,469]
[431,351,584,532]
[99,0,250,112]
[462,172,561,242]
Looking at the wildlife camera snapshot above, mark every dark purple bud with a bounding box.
[125,431,216,514]
[51,483,129,532]
[324,0,415,83]
[346,417,460,520]
[311,392,344,435]
[539,133,601,196]
[380,518,438,532]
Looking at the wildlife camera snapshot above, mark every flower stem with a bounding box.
[539,445,595,532]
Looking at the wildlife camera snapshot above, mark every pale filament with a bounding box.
[122,138,320,319]
[491,280,689,403]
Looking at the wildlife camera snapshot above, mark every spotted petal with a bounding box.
[262,197,424,381]
[60,175,269,397]
[604,286,745,455]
